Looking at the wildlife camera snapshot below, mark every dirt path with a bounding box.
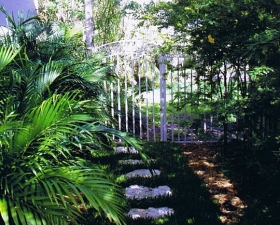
[182,143,247,225]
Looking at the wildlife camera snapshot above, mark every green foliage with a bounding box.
[0,10,145,225]
[93,0,124,45]
[38,0,124,46]
[39,0,84,22]
[145,0,280,149]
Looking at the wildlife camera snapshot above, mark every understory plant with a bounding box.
[0,9,140,225]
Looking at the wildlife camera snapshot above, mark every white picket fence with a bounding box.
[97,40,222,142]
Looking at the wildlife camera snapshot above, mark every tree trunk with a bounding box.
[84,0,94,49]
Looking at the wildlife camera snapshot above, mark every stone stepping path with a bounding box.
[115,146,174,220]
[118,159,156,165]
[125,169,161,179]
[118,159,143,165]
[128,207,174,219]
[125,185,172,199]
[114,146,138,154]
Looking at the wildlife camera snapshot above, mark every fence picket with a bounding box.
[98,41,226,143]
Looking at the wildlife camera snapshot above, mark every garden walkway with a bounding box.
[115,142,247,225]
[115,146,174,220]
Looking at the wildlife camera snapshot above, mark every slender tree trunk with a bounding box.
[84,0,94,49]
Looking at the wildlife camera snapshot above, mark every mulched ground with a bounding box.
[181,142,247,225]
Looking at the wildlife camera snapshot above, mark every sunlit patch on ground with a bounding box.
[183,144,247,225]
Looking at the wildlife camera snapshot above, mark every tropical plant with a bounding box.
[0,11,142,225]
[0,92,128,225]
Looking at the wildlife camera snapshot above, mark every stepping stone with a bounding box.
[114,146,138,154]
[128,207,174,219]
[125,169,161,179]
[118,159,156,165]
[118,159,144,165]
[125,185,172,199]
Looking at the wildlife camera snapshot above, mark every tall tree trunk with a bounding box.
[84,0,94,49]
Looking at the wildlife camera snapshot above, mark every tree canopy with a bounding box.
[38,0,124,46]
[143,0,280,150]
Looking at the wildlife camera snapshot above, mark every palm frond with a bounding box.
[72,53,113,83]
[1,165,127,225]
[0,45,20,72]
[38,166,127,225]
[11,94,81,153]
[5,93,107,163]
[10,60,43,116]
[35,60,64,99]
[0,86,19,124]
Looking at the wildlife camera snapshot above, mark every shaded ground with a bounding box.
[85,141,280,225]
[120,142,224,225]
[182,143,247,225]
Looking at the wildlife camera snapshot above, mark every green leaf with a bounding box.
[0,46,21,72]
[0,198,9,224]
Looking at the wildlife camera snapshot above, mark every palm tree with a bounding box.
[0,10,141,225]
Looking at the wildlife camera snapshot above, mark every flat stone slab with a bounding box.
[114,146,138,154]
[118,159,156,165]
[118,159,144,165]
[128,207,174,219]
[125,169,161,179]
[126,185,172,199]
